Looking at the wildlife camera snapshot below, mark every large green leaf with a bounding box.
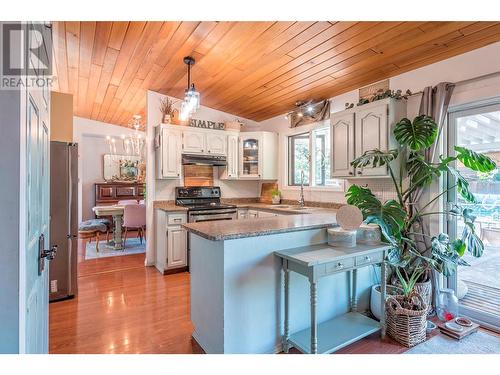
[462,222,484,257]
[394,115,438,151]
[407,151,441,188]
[351,149,398,169]
[431,233,469,276]
[345,185,406,244]
[447,167,477,203]
[455,146,497,173]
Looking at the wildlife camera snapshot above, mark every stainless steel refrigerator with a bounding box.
[49,141,78,302]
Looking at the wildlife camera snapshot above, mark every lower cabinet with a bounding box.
[248,210,260,219]
[155,210,188,273]
[237,208,281,219]
[237,208,249,219]
[167,227,187,268]
[257,210,279,218]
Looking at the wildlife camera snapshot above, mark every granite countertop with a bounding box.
[182,213,337,241]
[233,202,337,215]
[153,200,189,212]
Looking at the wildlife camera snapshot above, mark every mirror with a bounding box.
[103,154,141,181]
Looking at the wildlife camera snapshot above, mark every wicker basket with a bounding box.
[386,292,427,347]
[414,279,432,311]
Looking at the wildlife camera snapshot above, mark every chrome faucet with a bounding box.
[298,170,306,208]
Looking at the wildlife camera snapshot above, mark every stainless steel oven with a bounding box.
[188,208,237,223]
[176,186,237,270]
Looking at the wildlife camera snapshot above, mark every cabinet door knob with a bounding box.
[337,262,344,269]
[357,170,362,175]
[348,171,353,175]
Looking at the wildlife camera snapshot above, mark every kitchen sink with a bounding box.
[287,205,315,210]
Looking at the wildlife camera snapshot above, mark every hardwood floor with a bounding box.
[49,235,494,354]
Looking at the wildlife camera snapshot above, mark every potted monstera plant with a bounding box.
[345,115,496,346]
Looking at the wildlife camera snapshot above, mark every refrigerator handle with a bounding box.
[68,144,73,234]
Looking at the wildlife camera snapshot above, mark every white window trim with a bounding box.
[281,120,345,193]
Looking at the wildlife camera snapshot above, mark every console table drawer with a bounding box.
[355,251,384,267]
[325,258,354,274]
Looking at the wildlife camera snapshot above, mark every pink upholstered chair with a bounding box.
[122,203,146,246]
[118,199,139,205]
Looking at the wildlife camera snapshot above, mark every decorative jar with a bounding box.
[436,288,459,321]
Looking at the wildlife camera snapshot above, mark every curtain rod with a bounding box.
[407,71,500,97]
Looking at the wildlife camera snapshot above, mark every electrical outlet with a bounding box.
[50,279,58,293]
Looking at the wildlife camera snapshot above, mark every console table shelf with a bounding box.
[289,312,380,354]
[275,242,390,354]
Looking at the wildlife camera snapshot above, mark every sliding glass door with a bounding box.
[448,100,500,330]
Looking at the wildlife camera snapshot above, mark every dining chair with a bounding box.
[122,203,146,247]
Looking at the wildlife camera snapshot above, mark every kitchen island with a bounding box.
[183,212,382,354]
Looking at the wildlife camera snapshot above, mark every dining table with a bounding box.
[92,205,125,250]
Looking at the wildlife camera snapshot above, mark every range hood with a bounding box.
[182,153,227,166]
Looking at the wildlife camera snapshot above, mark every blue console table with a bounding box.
[275,243,390,354]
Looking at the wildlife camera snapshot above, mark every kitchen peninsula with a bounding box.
[183,211,382,354]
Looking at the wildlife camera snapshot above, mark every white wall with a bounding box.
[257,42,500,204]
[145,90,263,265]
[73,117,145,222]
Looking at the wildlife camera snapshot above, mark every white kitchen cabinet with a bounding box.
[237,208,249,219]
[248,210,260,219]
[331,112,355,177]
[167,227,188,268]
[355,102,388,177]
[183,130,206,153]
[156,125,182,179]
[206,133,227,155]
[257,210,279,218]
[155,210,188,273]
[239,131,278,180]
[330,98,406,178]
[220,134,239,180]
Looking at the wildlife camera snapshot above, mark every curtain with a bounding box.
[290,100,330,128]
[416,82,455,312]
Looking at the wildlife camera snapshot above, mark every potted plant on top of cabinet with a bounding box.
[345,115,496,346]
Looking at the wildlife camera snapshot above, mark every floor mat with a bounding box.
[85,237,146,259]
[405,330,500,354]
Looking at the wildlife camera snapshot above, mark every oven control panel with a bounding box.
[176,186,221,199]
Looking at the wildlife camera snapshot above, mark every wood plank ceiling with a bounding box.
[52,21,500,127]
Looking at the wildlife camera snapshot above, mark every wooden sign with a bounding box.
[189,118,226,130]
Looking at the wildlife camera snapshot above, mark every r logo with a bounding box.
[2,23,52,76]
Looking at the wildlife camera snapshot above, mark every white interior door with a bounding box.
[448,99,500,331]
[22,23,51,353]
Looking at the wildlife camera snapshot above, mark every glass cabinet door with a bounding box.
[241,138,259,177]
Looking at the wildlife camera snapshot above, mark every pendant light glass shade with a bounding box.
[179,56,200,121]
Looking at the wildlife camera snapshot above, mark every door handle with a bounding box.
[41,245,58,261]
[38,233,57,275]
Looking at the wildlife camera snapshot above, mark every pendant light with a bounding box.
[179,56,200,121]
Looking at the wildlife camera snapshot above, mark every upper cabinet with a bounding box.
[239,132,278,180]
[206,133,227,155]
[355,103,388,177]
[182,130,206,154]
[222,134,239,179]
[156,126,182,179]
[157,125,278,181]
[331,112,355,177]
[182,129,227,155]
[331,98,406,179]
